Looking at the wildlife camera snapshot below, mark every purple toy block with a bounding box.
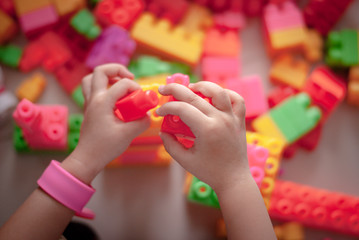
[85,25,136,69]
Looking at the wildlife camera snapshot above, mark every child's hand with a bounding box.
[156,82,249,194]
[62,64,150,183]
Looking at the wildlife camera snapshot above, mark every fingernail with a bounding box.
[158,85,165,92]
[188,83,194,88]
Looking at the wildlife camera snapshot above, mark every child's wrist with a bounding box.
[214,171,254,197]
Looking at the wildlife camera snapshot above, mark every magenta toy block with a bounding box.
[269,180,359,236]
[114,89,159,122]
[226,76,268,119]
[13,99,68,150]
[263,1,304,32]
[214,11,246,31]
[201,56,240,85]
[19,5,59,38]
[86,25,136,69]
[166,73,190,86]
[247,144,268,187]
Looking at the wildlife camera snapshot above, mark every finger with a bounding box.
[159,132,193,165]
[158,83,214,115]
[189,82,232,113]
[119,115,151,137]
[91,64,135,95]
[107,78,142,106]
[226,89,246,119]
[156,101,208,136]
[82,74,93,103]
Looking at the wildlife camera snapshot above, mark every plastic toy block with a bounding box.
[303,29,323,63]
[269,180,359,236]
[146,0,189,24]
[269,54,309,90]
[187,176,220,208]
[251,113,288,145]
[13,0,52,16]
[0,44,22,68]
[274,222,305,240]
[242,0,267,17]
[53,0,86,17]
[201,56,240,85]
[326,30,359,67]
[297,123,322,151]
[226,76,268,119]
[86,25,136,69]
[203,28,240,57]
[193,0,243,13]
[71,86,85,108]
[303,66,346,121]
[131,13,205,67]
[213,11,246,31]
[0,0,15,16]
[108,144,171,167]
[19,5,59,38]
[267,86,297,108]
[303,0,354,35]
[179,3,213,34]
[0,9,17,44]
[68,114,83,133]
[247,144,269,187]
[166,73,190,86]
[13,124,30,152]
[94,0,144,29]
[269,93,322,144]
[16,72,47,102]
[70,9,101,40]
[68,132,80,152]
[348,66,359,107]
[13,99,68,150]
[114,89,159,122]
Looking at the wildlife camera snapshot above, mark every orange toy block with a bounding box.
[13,0,52,16]
[203,28,240,57]
[0,9,17,44]
[270,54,309,90]
[179,3,213,33]
[303,29,323,63]
[53,0,86,17]
[348,66,359,107]
[16,72,47,102]
[274,222,305,240]
[268,27,306,56]
[131,12,204,66]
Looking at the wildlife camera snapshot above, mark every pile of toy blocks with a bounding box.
[1,0,359,238]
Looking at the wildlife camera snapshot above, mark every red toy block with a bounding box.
[203,28,240,57]
[13,99,68,150]
[201,56,240,85]
[269,180,359,236]
[297,123,322,151]
[114,89,159,122]
[267,86,297,108]
[146,0,189,24]
[193,0,242,12]
[242,0,268,17]
[303,66,346,122]
[213,11,246,31]
[0,0,15,16]
[94,0,144,29]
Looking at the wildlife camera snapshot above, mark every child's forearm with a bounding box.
[217,173,277,240]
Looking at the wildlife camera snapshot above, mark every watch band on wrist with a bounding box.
[37,160,96,219]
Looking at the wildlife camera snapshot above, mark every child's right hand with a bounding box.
[156,82,250,194]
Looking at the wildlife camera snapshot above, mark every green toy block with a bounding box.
[72,86,85,108]
[168,62,191,75]
[70,9,101,40]
[68,132,80,152]
[13,125,30,152]
[326,29,359,67]
[0,45,23,68]
[269,93,322,144]
[68,114,84,132]
[129,56,171,78]
[187,176,220,208]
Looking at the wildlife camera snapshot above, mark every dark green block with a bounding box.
[72,86,85,108]
[0,45,23,68]
[187,176,219,208]
[68,114,84,132]
[13,125,30,152]
[68,132,80,152]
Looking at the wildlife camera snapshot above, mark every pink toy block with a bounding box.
[247,144,269,187]
[226,76,268,119]
[263,1,304,32]
[166,73,190,86]
[13,99,68,150]
[86,25,136,69]
[213,11,246,31]
[269,180,359,236]
[201,56,240,85]
[19,5,59,38]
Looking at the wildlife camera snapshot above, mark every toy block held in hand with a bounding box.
[348,66,359,107]
[269,54,309,90]
[114,89,159,122]
[146,0,189,24]
[16,72,47,102]
[203,28,240,57]
[86,26,136,69]
[201,56,240,85]
[131,12,205,67]
[13,99,68,150]
[70,9,101,40]
[269,180,359,236]
[0,9,17,44]
[226,76,268,119]
[326,29,359,67]
[94,0,144,29]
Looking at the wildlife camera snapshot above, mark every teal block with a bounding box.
[68,132,80,152]
[68,114,84,132]
[72,86,85,108]
[326,29,359,67]
[70,9,101,40]
[187,176,219,208]
[13,125,30,152]
[0,45,23,68]
[269,93,322,143]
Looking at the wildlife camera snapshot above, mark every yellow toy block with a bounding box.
[131,13,204,67]
[179,3,213,33]
[251,114,288,146]
[14,0,52,16]
[53,0,86,17]
[269,27,306,56]
[270,54,309,90]
[348,66,359,107]
[0,9,17,45]
[303,29,323,63]
[16,73,47,102]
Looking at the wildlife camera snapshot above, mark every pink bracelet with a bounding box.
[37,160,96,219]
